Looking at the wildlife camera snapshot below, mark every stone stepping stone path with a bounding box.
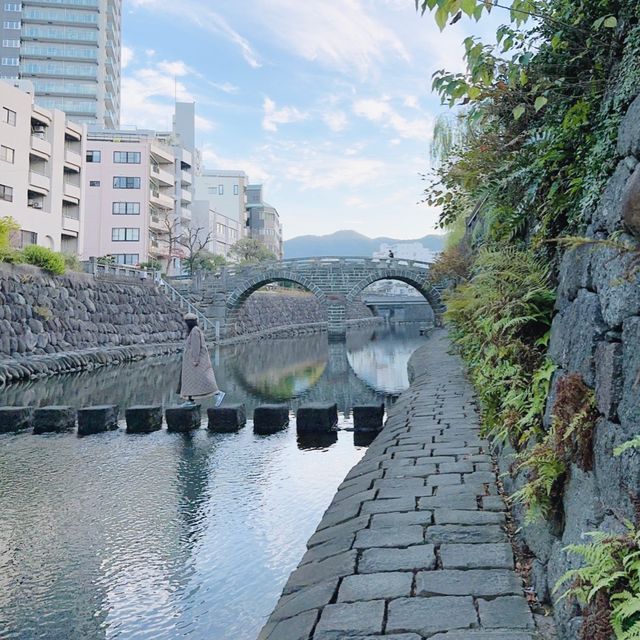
[258,331,544,640]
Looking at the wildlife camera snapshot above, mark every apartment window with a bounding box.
[233,184,239,195]
[21,230,37,247]
[0,145,14,163]
[218,184,224,195]
[111,227,140,242]
[113,151,140,164]
[86,150,101,163]
[4,4,22,10]
[216,223,225,236]
[2,40,20,47]
[0,183,13,202]
[114,254,139,265]
[89,180,100,187]
[2,21,20,29]
[112,202,140,215]
[1,58,18,66]
[2,107,16,125]
[113,176,140,189]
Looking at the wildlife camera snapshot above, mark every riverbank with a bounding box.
[258,330,542,639]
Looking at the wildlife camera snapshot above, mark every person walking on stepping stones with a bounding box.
[178,313,225,406]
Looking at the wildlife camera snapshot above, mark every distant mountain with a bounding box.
[283,230,445,259]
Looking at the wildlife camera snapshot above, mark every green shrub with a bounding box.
[62,253,81,271]
[20,245,66,275]
[0,216,20,264]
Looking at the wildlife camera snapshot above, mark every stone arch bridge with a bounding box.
[188,257,444,340]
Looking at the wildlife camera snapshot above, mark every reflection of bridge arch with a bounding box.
[192,257,443,341]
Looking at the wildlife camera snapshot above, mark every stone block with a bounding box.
[207,404,246,432]
[359,544,436,573]
[434,509,505,525]
[425,524,506,544]
[440,543,514,570]
[353,525,423,548]
[622,164,640,239]
[269,579,337,622]
[594,342,624,420]
[296,403,338,433]
[77,405,119,436]
[353,404,384,432]
[386,596,477,635]
[338,571,412,602]
[33,406,76,434]
[125,405,163,433]
[619,317,640,439]
[254,403,289,434]
[315,601,385,635]
[591,160,633,234]
[416,569,522,597]
[0,406,32,433]
[257,609,318,640]
[429,633,536,640]
[556,244,594,309]
[617,94,640,158]
[165,405,201,432]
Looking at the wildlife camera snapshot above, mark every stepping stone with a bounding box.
[77,405,119,436]
[0,406,32,433]
[353,404,384,432]
[208,404,246,432]
[125,405,162,433]
[296,403,338,433]
[166,405,201,432]
[254,404,289,434]
[33,406,76,434]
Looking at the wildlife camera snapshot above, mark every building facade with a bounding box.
[246,183,283,259]
[0,0,121,128]
[0,79,85,253]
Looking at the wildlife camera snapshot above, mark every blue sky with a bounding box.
[122,1,499,240]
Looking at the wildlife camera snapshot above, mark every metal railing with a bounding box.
[158,278,218,339]
[83,258,158,281]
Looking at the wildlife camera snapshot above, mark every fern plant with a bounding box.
[556,524,640,639]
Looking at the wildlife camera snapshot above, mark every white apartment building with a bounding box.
[0,79,85,253]
[82,128,193,270]
[246,184,283,259]
[0,0,121,129]
[191,199,240,258]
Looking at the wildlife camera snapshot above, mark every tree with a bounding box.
[229,238,276,264]
[177,224,214,275]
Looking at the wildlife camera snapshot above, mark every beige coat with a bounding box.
[179,326,219,398]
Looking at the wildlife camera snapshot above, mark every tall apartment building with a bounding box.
[0,79,85,253]
[82,127,193,271]
[0,0,121,128]
[246,184,283,259]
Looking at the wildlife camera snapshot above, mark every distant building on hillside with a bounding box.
[372,242,439,263]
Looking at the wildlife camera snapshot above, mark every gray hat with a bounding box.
[183,312,197,320]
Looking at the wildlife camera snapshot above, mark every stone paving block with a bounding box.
[416,456,458,465]
[33,406,77,434]
[165,405,201,432]
[334,480,376,503]
[464,471,496,484]
[418,495,478,510]
[385,464,437,477]
[296,403,338,433]
[344,460,381,480]
[361,497,415,514]
[440,461,474,473]
[427,473,462,487]
[308,515,370,548]
[377,487,433,499]
[425,524,506,544]
[416,569,522,596]
[428,633,536,640]
[440,543,514,569]
[270,579,338,622]
[386,596,477,635]
[207,404,246,432]
[434,509,505,525]
[370,511,432,528]
[482,495,507,511]
[478,595,535,628]
[254,404,289,434]
[125,405,162,433]
[359,544,436,573]
[300,534,354,565]
[337,571,412,602]
[332,488,377,509]
[77,405,119,436]
[437,483,495,496]
[314,600,385,635]
[373,478,426,490]
[354,525,424,549]
[0,406,32,432]
[318,502,362,530]
[331,635,421,640]
[258,609,318,640]
[432,447,481,456]
[339,469,383,490]
[284,550,357,595]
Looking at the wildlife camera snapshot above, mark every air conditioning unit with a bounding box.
[28,200,42,208]
[32,125,46,133]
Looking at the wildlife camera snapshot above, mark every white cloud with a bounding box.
[403,95,419,109]
[200,144,271,183]
[262,97,308,132]
[322,111,348,132]
[121,45,134,69]
[345,196,367,207]
[253,0,410,75]
[353,97,433,142]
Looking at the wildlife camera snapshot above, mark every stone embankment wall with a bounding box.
[499,94,640,638]
[0,262,184,383]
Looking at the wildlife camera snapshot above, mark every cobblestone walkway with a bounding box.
[258,330,541,640]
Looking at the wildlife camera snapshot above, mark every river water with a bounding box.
[0,324,427,640]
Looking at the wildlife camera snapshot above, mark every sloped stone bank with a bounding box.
[258,331,539,639]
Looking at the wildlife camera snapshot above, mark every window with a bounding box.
[113,176,140,189]
[0,183,13,201]
[2,40,19,47]
[114,253,139,265]
[216,223,225,236]
[218,184,224,195]
[2,107,16,125]
[89,180,100,187]
[86,150,100,163]
[4,3,22,10]
[113,151,140,164]
[112,202,140,215]
[2,21,20,29]
[111,227,140,242]
[0,145,14,163]
[233,184,239,195]
[1,57,18,66]
[20,230,37,247]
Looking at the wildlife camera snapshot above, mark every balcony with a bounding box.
[31,135,51,158]
[151,163,174,187]
[149,213,165,230]
[180,207,191,222]
[63,181,81,202]
[181,169,192,185]
[64,148,82,171]
[62,216,80,235]
[150,142,174,165]
[149,188,173,210]
[29,170,50,194]
[180,189,192,204]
